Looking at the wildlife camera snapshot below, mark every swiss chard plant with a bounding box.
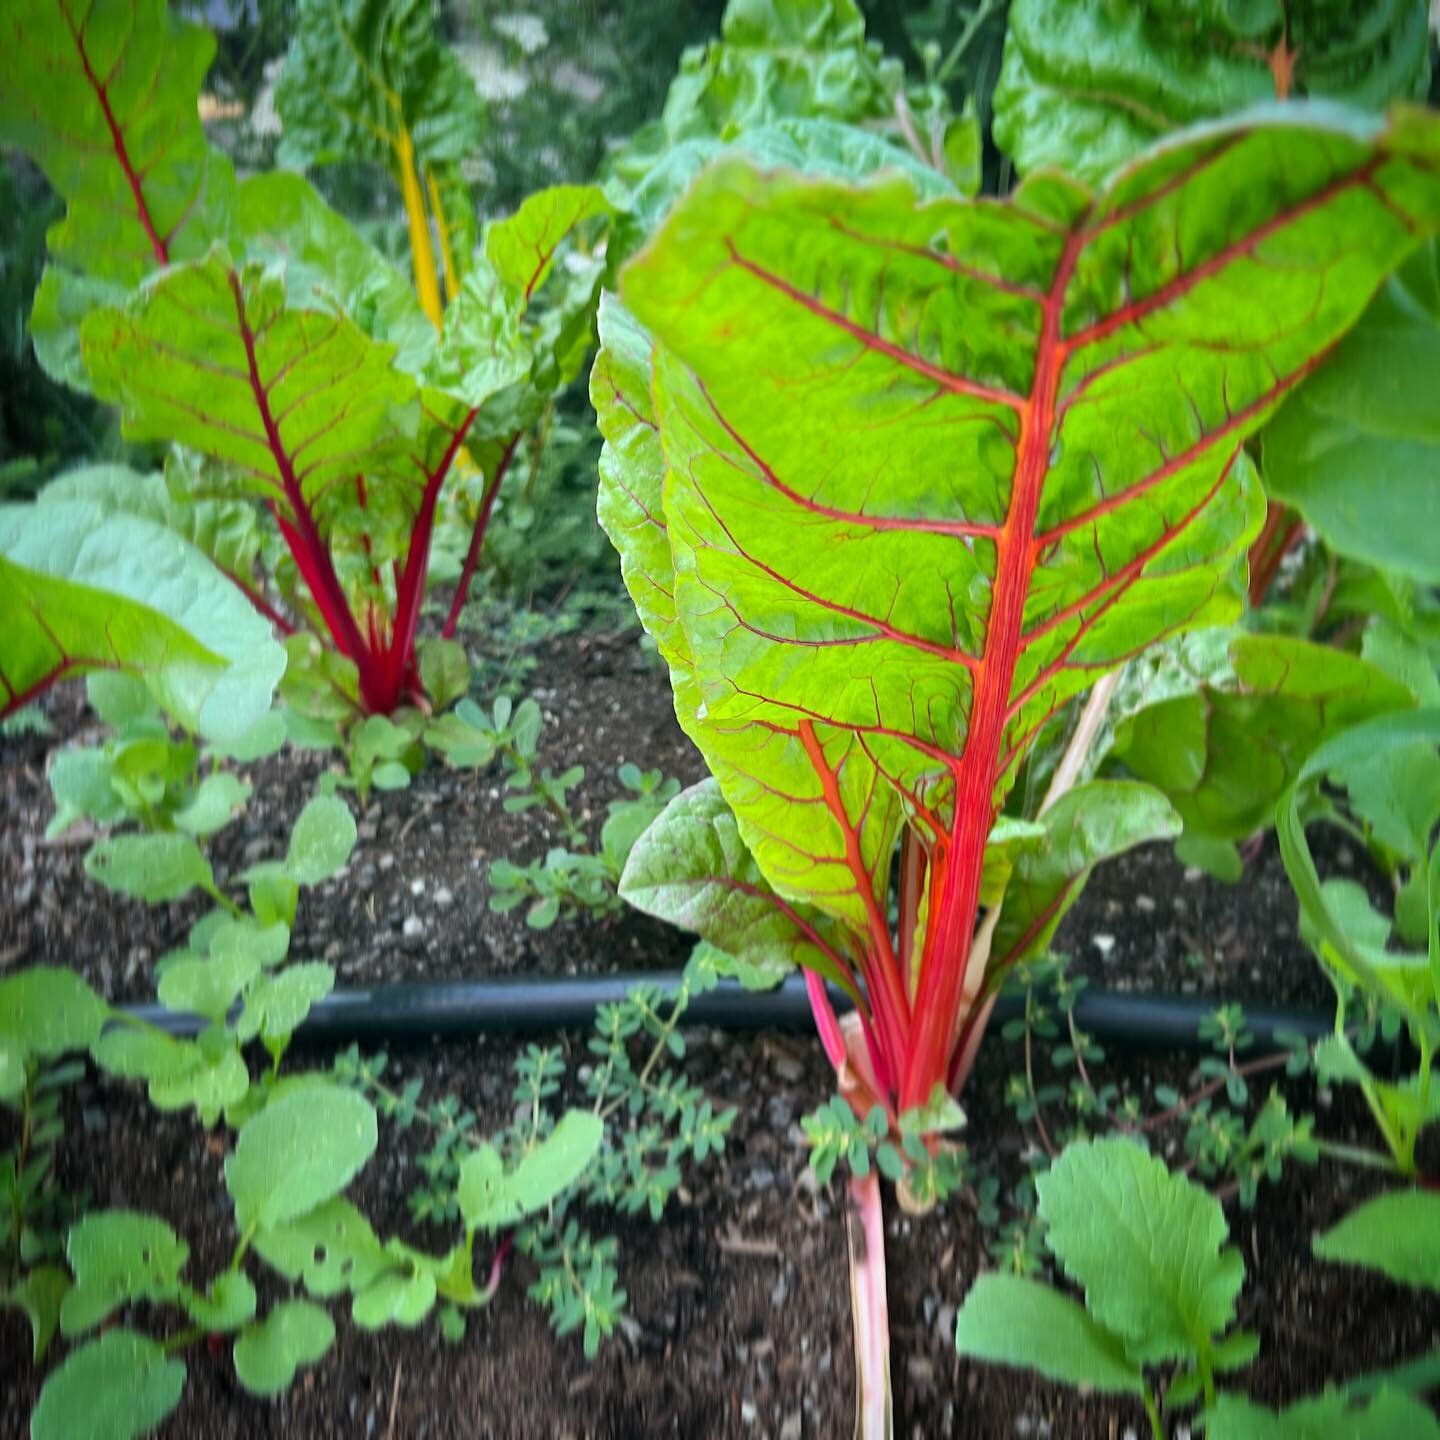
[600,106,1440,1429]
[0,0,611,723]
[955,1136,1440,1439]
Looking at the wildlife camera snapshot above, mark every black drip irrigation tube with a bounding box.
[126,973,1332,1053]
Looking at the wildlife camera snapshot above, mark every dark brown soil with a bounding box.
[3,628,1434,1438]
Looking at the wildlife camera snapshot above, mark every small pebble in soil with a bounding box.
[434,886,453,906]
[402,915,425,945]
[1091,933,1116,959]
[410,878,425,896]
[1135,893,1156,912]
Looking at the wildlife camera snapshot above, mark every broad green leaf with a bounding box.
[619,779,856,994]
[351,1268,437,1329]
[60,1211,189,1336]
[285,794,358,885]
[0,502,285,741]
[80,251,423,545]
[1208,1388,1440,1440]
[954,1271,1143,1394]
[30,1330,185,1440]
[232,1299,335,1396]
[486,184,612,302]
[86,671,158,728]
[989,782,1179,975]
[612,108,1440,984]
[156,946,262,1024]
[1037,1137,1242,1366]
[10,1264,70,1362]
[226,1085,378,1232]
[85,833,214,903]
[171,772,252,837]
[181,1271,257,1332]
[0,966,108,1062]
[39,463,267,593]
[252,1197,394,1298]
[275,0,486,181]
[47,747,128,836]
[0,1034,24,1103]
[93,1025,249,1124]
[235,963,335,1045]
[417,638,469,710]
[1265,241,1440,584]
[1111,635,1413,844]
[457,1111,603,1231]
[0,0,233,286]
[1314,1189,1440,1294]
[993,0,1431,183]
[610,0,976,199]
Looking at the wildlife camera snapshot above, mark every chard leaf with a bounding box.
[1313,1188,1440,1294]
[1264,240,1440,585]
[954,1271,1143,1395]
[1111,634,1414,844]
[990,782,1179,975]
[1037,1137,1242,1367]
[0,502,285,741]
[0,0,232,287]
[1208,1388,1440,1440]
[232,1299,335,1396]
[275,0,486,182]
[30,1330,185,1440]
[993,0,1431,183]
[610,107,1440,1074]
[620,779,856,994]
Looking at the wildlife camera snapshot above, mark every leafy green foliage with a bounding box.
[606,104,1440,1119]
[954,1271,1143,1394]
[1313,1188,1440,1294]
[336,957,736,1355]
[231,1299,335,1396]
[993,0,1432,183]
[29,1330,186,1440]
[1264,240,1440,586]
[1278,709,1440,1171]
[0,498,284,739]
[1208,1388,1440,1440]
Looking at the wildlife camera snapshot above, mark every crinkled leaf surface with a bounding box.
[1265,239,1440,584]
[954,1272,1143,1394]
[620,779,855,994]
[30,1330,185,1440]
[989,782,1179,976]
[612,109,1440,1074]
[232,1299,335,1395]
[1208,1388,1440,1440]
[0,502,285,741]
[994,0,1431,182]
[226,1085,378,1232]
[275,0,486,177]
[1313,1188,1440,1294]
[1111,634,1414,843]
[1037,1137,1242,1366]
[0,0,232,286]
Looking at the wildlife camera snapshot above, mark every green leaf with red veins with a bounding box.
[614,106,1440,1105]
[0,0,233,286]
[619,778,858,996]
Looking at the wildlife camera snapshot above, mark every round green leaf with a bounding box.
[232,1299,335,1396]
[61,1210,189,1336]
[182,1271,258,1332]
[0,966,107,1061]
[31,1331,185,1440]
[84,833,214,903]
[226,1084,377,1231]
[285,794,357,885]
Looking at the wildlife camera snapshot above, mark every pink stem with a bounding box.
[847,1170,893,1440]
[441,432,521,641]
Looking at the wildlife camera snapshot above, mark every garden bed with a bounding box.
[4,629,1435,1438]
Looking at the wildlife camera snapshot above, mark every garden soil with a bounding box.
[3,629,1435,1438]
